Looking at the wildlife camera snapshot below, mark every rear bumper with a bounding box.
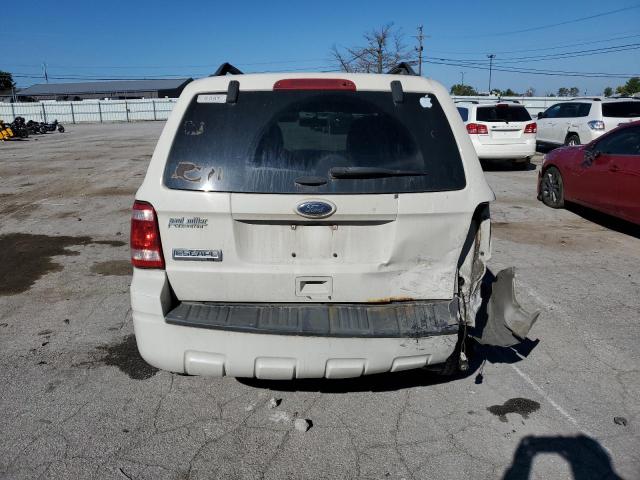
[472,138,536,160]
[131,269,459,379]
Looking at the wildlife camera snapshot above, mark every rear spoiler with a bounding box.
[210,63,243,77]
[386,62,417,76]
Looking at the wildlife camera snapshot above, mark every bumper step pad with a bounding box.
[165,299,459,338]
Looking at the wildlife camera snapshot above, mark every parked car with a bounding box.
[456,101,537,168]
[538,120,640,225]
[536,97,640,148]
[130,69,538,379]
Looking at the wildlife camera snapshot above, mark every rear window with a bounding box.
[457,106,469,122]
[164,90,465,194]
[602,101,640,118]
[476,105,531,122]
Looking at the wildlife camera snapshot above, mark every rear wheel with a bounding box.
[540,166,565,208]
[565,133,580,146]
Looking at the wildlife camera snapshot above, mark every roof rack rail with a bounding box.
[454,100,479,104]
[211,63,244,77]
[386,62,417,76]
[570,96,602,101]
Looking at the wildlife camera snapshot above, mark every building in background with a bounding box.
[2,78,193,102]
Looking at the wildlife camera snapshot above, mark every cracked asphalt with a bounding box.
[1,122,639,479]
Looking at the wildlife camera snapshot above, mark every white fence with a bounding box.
[0,95,581,124]
[0,98,177,124]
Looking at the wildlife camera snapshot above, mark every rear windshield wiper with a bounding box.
[329,167,428,179]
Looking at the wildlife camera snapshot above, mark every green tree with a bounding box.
[0,71,15,91]
[568,87,580,97]
[557,87,569,97]
[603,87,613,97]
[450,84,478,96]
[502,88,518,96]
[615,77,640,96]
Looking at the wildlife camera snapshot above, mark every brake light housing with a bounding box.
[524,122,537,134]
[467,123,488,135]
[273,78,356,91]
[131,201,165,269]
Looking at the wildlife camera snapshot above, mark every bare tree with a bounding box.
[331,24,412,74]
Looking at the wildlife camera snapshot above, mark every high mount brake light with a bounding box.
[466,123,488,135]
[524,122,537,134]
[273,78,356,91]
[131,201,165,269]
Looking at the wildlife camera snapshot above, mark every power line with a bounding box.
[424,59,639,78]
[430,32,640,56]
[432,43,640,64]
[450,4,640,38]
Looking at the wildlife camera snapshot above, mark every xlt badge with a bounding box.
[172,249,222,262]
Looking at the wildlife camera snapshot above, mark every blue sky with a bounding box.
[3,0,640,95]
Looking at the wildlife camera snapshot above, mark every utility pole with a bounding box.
[487,54,495,93]
[42,62,49,83]
[416,25,425,76]
[460,71,465,86]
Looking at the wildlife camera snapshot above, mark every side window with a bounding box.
[544,104,562,119]
[595,127,640,155]
[558,103,580,118]
[457,107,469,122]
[578,103,592,117]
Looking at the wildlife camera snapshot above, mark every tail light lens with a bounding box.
[131,201,164,269]
[588,120,605,130]
[524,122,537,134]
[467,123,488,135]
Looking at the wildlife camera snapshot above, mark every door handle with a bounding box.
[609,164,620,172]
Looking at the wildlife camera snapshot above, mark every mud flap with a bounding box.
[470,267,540,347]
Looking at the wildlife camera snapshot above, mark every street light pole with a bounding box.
[487,54,495,93]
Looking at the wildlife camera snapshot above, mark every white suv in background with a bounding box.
[536,97,640,147]
[456,101,537,167]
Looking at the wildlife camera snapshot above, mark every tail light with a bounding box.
[524,122,537,134]
[467,123,488,135]
[130,201,164,269]
[588,120,605,130]
[273,78,356,91]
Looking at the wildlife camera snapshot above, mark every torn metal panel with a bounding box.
[456,205,539,347]
[470,268,540,347]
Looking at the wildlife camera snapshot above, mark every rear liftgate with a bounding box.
[457,205,540,348]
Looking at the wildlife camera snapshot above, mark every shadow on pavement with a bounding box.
[481,160,537,172]
[501,434,623,480]
[566,202,640,239]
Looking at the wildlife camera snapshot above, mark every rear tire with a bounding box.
[565,133,580,146]
[540,166,565,208]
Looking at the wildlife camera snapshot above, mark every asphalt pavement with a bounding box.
[0,123,638,480]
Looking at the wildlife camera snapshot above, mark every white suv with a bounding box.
[536,97,640,147]
[456,101,537,167]
[130,70,538,379]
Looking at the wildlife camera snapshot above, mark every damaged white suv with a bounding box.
[130,68,538,379]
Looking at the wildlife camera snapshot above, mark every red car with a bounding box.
[538,120,640,225]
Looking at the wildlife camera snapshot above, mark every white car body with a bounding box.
[456,101,537,162]
[130,72,537,379]
[536,97,640,146]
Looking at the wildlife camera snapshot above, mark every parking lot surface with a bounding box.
[1,123,639,480]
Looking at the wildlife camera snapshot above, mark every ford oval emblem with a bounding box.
[295,199,336,219]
